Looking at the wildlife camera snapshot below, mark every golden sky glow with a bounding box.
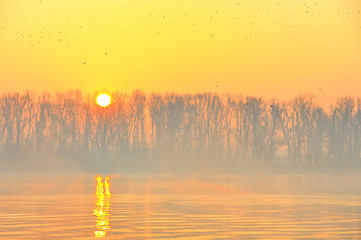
[0,0,360,102]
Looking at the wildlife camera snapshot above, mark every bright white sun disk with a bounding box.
[97,94,111,107]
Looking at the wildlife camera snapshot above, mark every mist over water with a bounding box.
[1,91,361,238]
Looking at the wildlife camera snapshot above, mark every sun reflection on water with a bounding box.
[93,175,111,238]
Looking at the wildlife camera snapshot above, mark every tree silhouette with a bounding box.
[1,91,360,169]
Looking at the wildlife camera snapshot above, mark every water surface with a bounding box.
[0,174,360,239]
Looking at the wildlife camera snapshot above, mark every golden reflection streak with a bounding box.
[93,175,111,238]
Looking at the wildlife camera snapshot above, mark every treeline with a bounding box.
[1,90,361,166]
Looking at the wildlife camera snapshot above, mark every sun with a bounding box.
[97,93,111,107]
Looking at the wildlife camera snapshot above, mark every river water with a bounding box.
[0,174,360,239]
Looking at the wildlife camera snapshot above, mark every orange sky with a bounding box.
[0,0,360,102]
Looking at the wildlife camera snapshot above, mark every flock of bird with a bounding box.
[0,1,360,95]
[1,1,360,47]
